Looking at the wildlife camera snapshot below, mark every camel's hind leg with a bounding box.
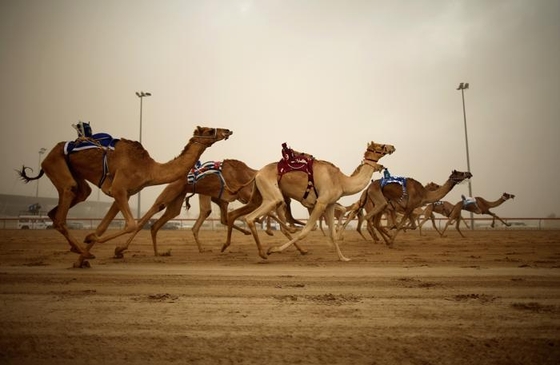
[42,155,94,267]
[223,189,263,254]
[146,195,184,255]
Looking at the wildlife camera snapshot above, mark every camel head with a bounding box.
[191,126,233,146]
[502,192,515,200]
[364,141,396,163]
[449,170,472,184]
[425,182,441,191]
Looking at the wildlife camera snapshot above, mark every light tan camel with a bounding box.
[17,126,232,267]
[223,141,396,261]
[344,170,472,246]
[119,159,257,256]
[440,192,515,237]
[416,200,470,235]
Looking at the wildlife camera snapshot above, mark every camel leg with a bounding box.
[355,209,369,241]
[243,200,281,259]
[440,215,460,238]
[454,217,466,238]
[269,206,308,255]
[118,183,188,257]
[423,213,442,236]
[188,195,213,252]
[490,213,510,227]
[145,195,185,255]
[41,157,95,267]
[222,181,265,253]
[85,188,140,246]
[268,202,351,262]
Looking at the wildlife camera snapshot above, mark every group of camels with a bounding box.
[18,125,514,267]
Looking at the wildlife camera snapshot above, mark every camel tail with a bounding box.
[16,166,45,183]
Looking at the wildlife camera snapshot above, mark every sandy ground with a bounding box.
[0,227,559,365]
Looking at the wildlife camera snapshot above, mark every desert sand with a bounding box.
[1,227,559,365]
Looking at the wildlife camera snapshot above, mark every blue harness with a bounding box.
[381,176,408,199]
[64,133,119,188]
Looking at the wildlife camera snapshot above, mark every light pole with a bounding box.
[457,82,474,229]
[135,91,151,219]
[35,147,46,198]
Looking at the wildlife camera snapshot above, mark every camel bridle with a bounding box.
[192,128,231,147]
[363,145,391,166]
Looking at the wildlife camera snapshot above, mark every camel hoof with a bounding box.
[82,251,96,259]
[220,244,228,253]
[73,260,91,268]
[340,257,351,262]
[114,247,125,259]
[299,249,309,256]
[265,231,273,236]
[259,252,268,260]
[84,233,98,244]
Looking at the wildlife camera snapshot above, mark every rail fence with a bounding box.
[0,217,559,231]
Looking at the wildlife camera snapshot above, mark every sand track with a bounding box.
[1,229,559,364]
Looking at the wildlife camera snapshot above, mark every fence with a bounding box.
[0,217,559,231]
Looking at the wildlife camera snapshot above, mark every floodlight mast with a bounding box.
[457,82,474,229]
[135,91,151,219]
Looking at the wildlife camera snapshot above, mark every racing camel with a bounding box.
[17,126,232,267]
[118,159,257,257]
[416,200,470,235]
[344,170,472,246]
[439,192,515,237]
[347,181,442,241]
[223,141,395,261]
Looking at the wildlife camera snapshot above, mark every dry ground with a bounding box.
[0,227,559,365]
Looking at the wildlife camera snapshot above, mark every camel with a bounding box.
[17,126,232,267]
[349,181,441,241]
[416,200,470,235]
[440,192,515,237]
[344,170,472,246]
[121,159,307,256]
[223,141,396,261]
[119,159,258,256]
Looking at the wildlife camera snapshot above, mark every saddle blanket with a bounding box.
[381,176,407,188]
[277,143,314,177]
[462,196,477,207]
[64,133,119,155]
[187,160,222,184]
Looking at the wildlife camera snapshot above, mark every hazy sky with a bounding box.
[1,0,559,219]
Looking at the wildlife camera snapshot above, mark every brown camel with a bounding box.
[119,159,257,256]
[416,200,470,235]
[223,141,396,261]
[349,182,441,241]
[344,170,472,246]
[440,192,515,237]
[17,126,232,267]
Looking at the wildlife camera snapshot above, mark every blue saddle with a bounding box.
[64,133,119,155]
[381,176,407,188]
[381,176,407,199]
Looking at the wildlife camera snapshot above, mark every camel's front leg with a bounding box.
[324,204,350,262]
